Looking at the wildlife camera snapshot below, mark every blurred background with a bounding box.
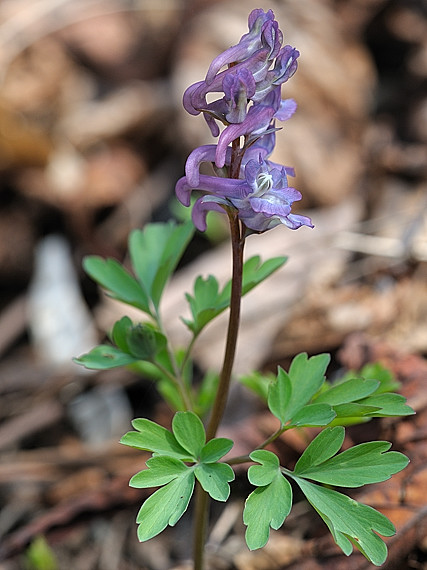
[0,1,426,569]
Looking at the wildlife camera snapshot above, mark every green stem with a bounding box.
[153,361,193,411]
[179,334,198,376]
[227,426,288,465]
[154,309,194,411]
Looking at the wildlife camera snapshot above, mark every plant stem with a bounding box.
[227,427,287,465]
[193,210,245,570]
[193,138,245,570]
[153,360,193,411]
[193,481,209,570]
[206,210,245,440]
[154,309,194,410]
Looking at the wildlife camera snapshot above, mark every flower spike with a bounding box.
[176,8,313,235]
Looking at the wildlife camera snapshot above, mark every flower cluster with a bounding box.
[176,8,313,234]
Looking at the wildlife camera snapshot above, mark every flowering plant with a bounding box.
[76,9,413,570]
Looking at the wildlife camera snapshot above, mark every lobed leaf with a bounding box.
[268,353,330,425]
[195,462,234,501]
[294,427,409,487]
[288,403,336,427]
[130,456,189,488]
[339,362,400,394]
[200,438,234,463]
[357,393,415,417]
[286,353,330,419]
[295,441,409,487]
[267,369,292,425]
[314,378,379,406]
[294,427,345,474]
[183,256,287,336]
[248,450,281,487]
[129,221,194,310]
[332,402,381,419]
[294,477,395,566]
[120,418,191,459]
[182,275,224,335]
[172,411,206,459]
[235,255,287,299]
[83,256,150,314]
[73,345,138,370]
[244,473,292,550]
[136,471,195,541]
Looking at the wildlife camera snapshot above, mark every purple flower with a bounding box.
[215,91,297,168]
[222,68,256,123]
[204,9,279,84]
[176,157,313,233]
[182,9,299,137]
[176,8,312,236]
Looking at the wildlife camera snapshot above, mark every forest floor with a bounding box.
[0,1,426,569]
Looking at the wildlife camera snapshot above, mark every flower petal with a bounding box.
[192,196,231,231]
[185,145,224,187]
[216,105,276,168]
[281,213,314,229]
[175,173,249,207]
[250,196,292,217]
[205,9,275,84]
[275,98,297,121]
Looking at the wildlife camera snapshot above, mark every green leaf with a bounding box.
[83,256,150,314]
[182,275,223,335]
[130,456,189,488]
[314,378,379,406]
[238,255,288,298]
[294,440,409,487]
[183,256,287,336]
[73,345,138,370]
[25,536,58,570]
[120,418,191,459]
[360,362,400,393]
[338,362,400,394]
[195,462,235,501]
[358,393,415,417]
[129,221,194,310]
[286,353,330,418]
[294,477,395,566]
[238,371,272,402]
[136,470,195,541]
[172,412,206,459]
[244,473,292,550]
[315,363,413,425]
[268,353,330,425]
[194,371,219,416]
[267,369,292,425]
[294,427,345,474]
[332,402,382,419]
[244,450,293,550]
[200,438,234,463]
[288,403,336,427]
[248,450,281,487]
[157,377,187,412]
